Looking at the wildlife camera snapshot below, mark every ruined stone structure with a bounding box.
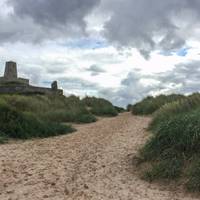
[0,61,63,95]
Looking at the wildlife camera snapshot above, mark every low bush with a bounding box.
[0,131,8,144]
[41,108,96,123]
[0,94,117,142]
[0,94,97,124]
[0,103,75,139]
[82,96,118,117]
[126,104,133,112]
[114,106,126,113]
[186,159,200,192]
[137,93,200,191]
[150,93,200,130]
[132,94,185,115]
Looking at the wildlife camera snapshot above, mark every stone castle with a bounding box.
[0,61,63,95]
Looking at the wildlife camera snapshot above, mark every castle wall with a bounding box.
[0,85,63,95]
[0,77,29,85]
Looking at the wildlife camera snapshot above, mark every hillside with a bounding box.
[0,94,118,141]
[132,93,200,192]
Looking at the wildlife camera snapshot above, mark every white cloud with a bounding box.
[0,0,200,107]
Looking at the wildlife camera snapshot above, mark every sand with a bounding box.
[0,113,199,200]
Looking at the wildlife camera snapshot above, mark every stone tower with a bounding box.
[4,61,17,80]
[51,81,58,90]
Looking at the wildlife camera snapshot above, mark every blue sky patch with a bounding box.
[63,38,108,49]
[159,47,189,57]
[176,48,189,57]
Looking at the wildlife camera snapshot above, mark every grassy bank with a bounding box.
[132,94,185,115]
[134,93,200,192]
[0,94,118,141]
[82,96,118,117]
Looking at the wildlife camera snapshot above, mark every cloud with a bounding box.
[1,0,200,59]
[99,71,156,107]
[56,77,102,97]
[86,64,106,76]
[154,61,200,94]
[0,0,100,43]
[101,0,200,58]
[99,61,200,107]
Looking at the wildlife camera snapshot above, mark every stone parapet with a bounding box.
[0,85,63,95]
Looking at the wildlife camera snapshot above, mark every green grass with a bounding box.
[0,94,97,123]
[126,104,133,112]
[0,94,118,141]
[0,103,75,139]
[82,96,118,117]
[136,93,200,192]
[132,94,185,115]
[0,131,8,144]
[114,106,126,113]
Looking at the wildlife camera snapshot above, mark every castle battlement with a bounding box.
[0,61,63,95]
[0,61,29,85]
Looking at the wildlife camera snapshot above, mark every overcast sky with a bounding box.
[0,0,200,107]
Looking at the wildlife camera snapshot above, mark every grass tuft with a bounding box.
[135,93,200,192]
[82,96,118,117]
[0,94,118,142]
[132,94,185,115]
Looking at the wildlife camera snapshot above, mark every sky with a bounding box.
[0,0,200,107]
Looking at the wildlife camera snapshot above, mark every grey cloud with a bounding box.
[99,61,200,107]
[86,64,106,76]
[9,0,100,27]
[155,61,200,93]
[18,64,45,85]
[2,0,200,57]
[101,0,200,58]
[58,77,100,91]
[99,71,157,107]
[0,0,100,43]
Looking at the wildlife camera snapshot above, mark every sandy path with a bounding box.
[0,113,199,200]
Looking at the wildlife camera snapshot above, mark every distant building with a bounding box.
[0,61,63,95]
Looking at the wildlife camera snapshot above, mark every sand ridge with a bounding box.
[0,113,199,200]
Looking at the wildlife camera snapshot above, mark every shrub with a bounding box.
[82,96,118,117]
[91,105,118,116]
[132,94,185,115]
[114,106,126,113]
[75,113,97,123]
[0,104,75,139]
[41,107,96,123]
[126,104,133,112]
[144,158,183,181]
[138,94,200,191]
[0,94,117,142]
[186,159,200,192]
[0,131,8,144]
[0,94,97,124]
[150,93,200,130]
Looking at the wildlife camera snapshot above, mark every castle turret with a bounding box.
[4,61,17,81]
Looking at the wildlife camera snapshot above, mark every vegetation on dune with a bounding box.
[0,94,118,141]
[82,96,118,116]
[126,104,133,112]
[150,93,200,130]
[136,93,200,192]
[132,94,185,115]
[1,94,96,124]
[0,102,75,139]
[0,131,8,144]
[114,106,126,113]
